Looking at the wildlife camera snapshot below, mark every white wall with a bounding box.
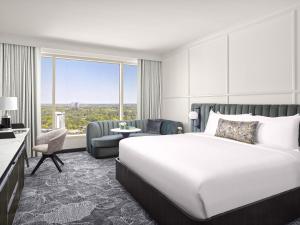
[161,7,300,131]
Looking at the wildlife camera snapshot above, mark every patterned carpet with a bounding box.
[12,151,300,225]
[13,152,155,225]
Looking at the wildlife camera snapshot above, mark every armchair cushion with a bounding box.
[48,129,67,154]
[91,134,123,148]
[32,144,48,153]
[34,129,67,154]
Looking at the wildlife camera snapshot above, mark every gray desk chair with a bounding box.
[11,123,29,167]
[31,129,67,175]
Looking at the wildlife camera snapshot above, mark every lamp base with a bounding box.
[1,116,11,129]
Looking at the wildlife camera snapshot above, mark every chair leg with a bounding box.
[54,154,64,165]
[51,155,62,172]
[24,149,29,167]
[31,155,46,175]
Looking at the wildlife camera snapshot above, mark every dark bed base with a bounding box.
[116,158,300,225]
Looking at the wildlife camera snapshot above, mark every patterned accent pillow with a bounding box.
[215,119,259,144]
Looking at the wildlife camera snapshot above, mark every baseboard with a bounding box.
[58,148,86,154]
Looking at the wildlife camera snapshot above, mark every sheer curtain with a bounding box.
[0,44,2,93]
[1,43,39,157]
[138,59,162,119]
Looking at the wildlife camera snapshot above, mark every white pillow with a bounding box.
[253,114,300,150]
[204,110,253,136]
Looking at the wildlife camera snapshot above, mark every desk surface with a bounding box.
[0,128,29,180]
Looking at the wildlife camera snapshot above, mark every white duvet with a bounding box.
[118,133,300,219]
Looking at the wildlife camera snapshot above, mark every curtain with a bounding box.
[138,59,162,119]
[0,44,2,93]
[1,43,38,157]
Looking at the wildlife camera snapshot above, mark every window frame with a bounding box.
[41,53,138,135]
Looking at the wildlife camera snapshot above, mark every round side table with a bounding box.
[111,127,141,138]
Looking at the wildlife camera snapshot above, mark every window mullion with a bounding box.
[119,63,124,120]
[52,56,56,129]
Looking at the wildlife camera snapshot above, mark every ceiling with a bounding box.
[0,0,299,55]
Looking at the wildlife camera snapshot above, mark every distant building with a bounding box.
[55,112,65,129]
[70,102,80,109]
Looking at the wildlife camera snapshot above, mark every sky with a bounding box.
[41,57,137,104]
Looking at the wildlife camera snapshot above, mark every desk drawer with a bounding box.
[0,143,25,225]
[7,146,25,225]
[7,163,18,204]
[0,180,8,225]
[7,180,19,225]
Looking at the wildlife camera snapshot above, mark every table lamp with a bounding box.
[0,97,18,129]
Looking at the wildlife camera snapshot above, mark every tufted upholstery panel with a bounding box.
[191,103,300,145]
[86,120,148,153]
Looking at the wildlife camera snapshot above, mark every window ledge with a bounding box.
[66,134,86,138]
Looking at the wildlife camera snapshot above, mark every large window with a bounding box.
[41,56,138,135]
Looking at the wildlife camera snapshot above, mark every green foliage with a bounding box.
[41,104,137,134]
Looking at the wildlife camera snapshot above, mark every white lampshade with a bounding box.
[0,97,18,111]
[188,111,198,120]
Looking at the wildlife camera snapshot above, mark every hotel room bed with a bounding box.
[116,104,300,225]
[119,133,300,219]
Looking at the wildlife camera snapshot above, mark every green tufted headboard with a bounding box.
[191,103,300,133]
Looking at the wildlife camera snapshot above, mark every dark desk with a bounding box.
[0,129,29,225]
